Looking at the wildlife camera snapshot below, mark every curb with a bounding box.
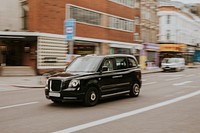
[12,84,45,88]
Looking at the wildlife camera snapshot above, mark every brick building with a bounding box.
[0,0,143,75]
[28,0,142,55]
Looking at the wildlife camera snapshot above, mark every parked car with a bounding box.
[161,58,185,72]
[45,54,142,106]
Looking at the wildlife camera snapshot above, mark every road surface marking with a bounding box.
[165,77,181,81]
[160,74,184,77]
[184,74,194,77]
[54,90,200,133]
[143,82,157,86]
[173,81,193,86]
[0,102,39,110]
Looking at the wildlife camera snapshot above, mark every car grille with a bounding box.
[49,79,62,92]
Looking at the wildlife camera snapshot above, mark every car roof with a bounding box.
[85,54,135,58]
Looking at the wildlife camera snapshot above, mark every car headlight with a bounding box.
[68,79,80,88]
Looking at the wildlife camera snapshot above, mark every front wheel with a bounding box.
[130,83,140,97]
[84,87,99,106]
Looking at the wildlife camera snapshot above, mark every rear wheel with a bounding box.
[130,83,140,97]
[84,87,99,106]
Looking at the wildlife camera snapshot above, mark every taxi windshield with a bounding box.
[66,56,103,73]
[162,58,177,63]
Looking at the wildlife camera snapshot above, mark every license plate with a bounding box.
[49,92,60,97]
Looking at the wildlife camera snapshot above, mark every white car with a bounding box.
[161,58,185,72]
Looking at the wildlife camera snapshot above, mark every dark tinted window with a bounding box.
[127,57,137,68]
[115,57,127,70]
[102,58,114,71]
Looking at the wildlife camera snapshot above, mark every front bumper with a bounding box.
[45,89,85,102]
[162,67,176,71]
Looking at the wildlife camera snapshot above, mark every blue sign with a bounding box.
[64,19,76,41]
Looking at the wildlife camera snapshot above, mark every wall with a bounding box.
[28,0,139,43]
[0,0,23,31]
[158,8,200,45]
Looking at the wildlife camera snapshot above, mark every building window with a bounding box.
[166,30,170,40]
[69,6,101,25]
[109,16,134,32]
[135,0,140,8]
[134,16,140,25]
[109,0,135,8]
[134,33,139,41]
[20,0,28,30]
[167,15,171,24]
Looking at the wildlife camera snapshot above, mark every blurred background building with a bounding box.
[158,0,200,64]
[0,0,200,76]
[0,0,143,75]
[140,0,160,70]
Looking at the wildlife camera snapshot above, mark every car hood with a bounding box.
[50,72,75,77]
[49,71,93,80]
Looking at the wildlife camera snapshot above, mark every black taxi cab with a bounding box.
[45,54,142,106]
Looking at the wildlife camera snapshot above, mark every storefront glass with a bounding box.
[110,47,131,54]
[142,43,160,69]
[74,41,99,56]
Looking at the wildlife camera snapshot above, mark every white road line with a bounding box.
[54,90,200,133]
[173,81,193,86]
[143,82,157,86]
[165,77,181,81]
[0,102,39,110]
[160,74,184,77]
[184,74,194,78]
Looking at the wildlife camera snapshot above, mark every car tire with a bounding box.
[130,83,140,97]
[84,87,99,106]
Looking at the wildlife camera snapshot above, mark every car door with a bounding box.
[99,57,123,95]
[126,57,141,87]
[113,57,131,92]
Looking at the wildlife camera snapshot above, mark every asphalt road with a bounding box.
[0,68,200,133]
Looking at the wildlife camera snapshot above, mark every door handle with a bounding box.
[112,75,123,78]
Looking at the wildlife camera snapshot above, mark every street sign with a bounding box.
[64,19,76,41]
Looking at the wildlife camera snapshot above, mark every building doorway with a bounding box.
[0,42,24,66]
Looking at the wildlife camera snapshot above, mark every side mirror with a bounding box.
[102,66,108,72]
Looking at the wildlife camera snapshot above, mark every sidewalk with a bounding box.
[0,76,46,88]
[0,65,198,88]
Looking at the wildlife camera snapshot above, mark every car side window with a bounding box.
[115,57,127,70]
[103,59,114,71]
[127,57,137,68]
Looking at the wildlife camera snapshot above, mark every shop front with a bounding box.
[0,34,37,67]
[194,44,200,63]
[73,37,143,63]
[109,43,143,64]
[185,46,195,64]
[73,41,100,55]
[159,44,186,66]
[141,43,160,70]
[0,32,68,75]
